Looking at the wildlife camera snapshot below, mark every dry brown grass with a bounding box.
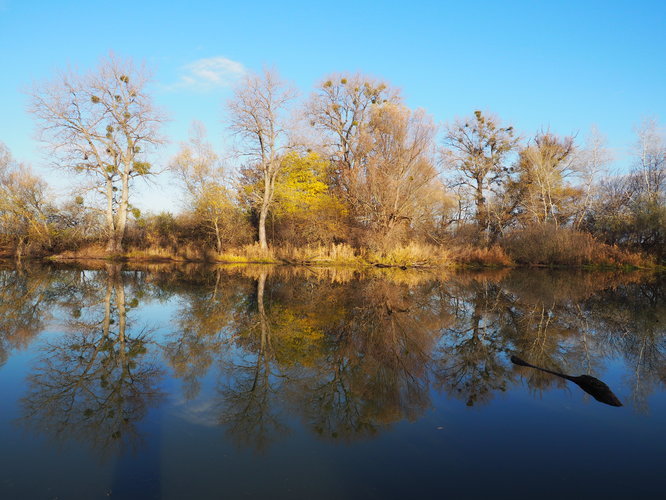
[126,244,209,261]
[50,244,111,260]
[216,243,278,264]
[368,242,451,267]
[275,243,361,265]
[51,243,209,262]
[452,245,514,267]
[502,225,651,268]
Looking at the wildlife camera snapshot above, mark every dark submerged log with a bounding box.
[511,355,623,407]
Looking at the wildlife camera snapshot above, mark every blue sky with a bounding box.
[1,0,665,212]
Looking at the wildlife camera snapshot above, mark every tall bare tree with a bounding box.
[514,132,578,226]
[228,69,296,250]
[29,53,166,253]
[574,126,613,229]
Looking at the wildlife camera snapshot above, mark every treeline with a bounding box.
[0,54,665,266]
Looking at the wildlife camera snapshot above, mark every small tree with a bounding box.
[171,122,245,252]
[0,142,52,258]
[513,132,578,227]
[29,53,166,253]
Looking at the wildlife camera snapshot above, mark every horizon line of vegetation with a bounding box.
[1,53,665,269]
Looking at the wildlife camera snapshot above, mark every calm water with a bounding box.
[1,263,665,499]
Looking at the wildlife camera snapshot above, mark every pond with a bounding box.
[0,263,664,499]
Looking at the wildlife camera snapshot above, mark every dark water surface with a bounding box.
[1,262,665,499]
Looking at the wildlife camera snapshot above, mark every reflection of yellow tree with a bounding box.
[20,266,163,454]
[213,274,448,447]
[287,279,444,441]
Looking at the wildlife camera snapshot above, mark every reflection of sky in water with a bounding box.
[0,265,664,499]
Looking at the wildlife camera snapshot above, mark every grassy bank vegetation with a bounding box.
[45,229,652,270]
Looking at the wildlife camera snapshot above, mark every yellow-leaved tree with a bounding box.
[270,152,348,245]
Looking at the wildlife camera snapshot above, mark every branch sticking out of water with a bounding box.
[510,355,623,407]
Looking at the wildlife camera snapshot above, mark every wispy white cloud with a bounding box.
[170,397,219,427]
[169,56,246,92]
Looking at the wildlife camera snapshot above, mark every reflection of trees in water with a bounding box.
[432,271,665,408]
[4,263,664,453]
[498,272,665,407]
[164,271,444,450]
[157,267,666,450]
[162,269,251,401]
[434,280,513,406]
[210,273,665,446]
[0,265,54,366]
[216,271,289,451]
[209,275,450,448]
[20,266,164,455]
[583,278,666,411]
[284,279,437,441]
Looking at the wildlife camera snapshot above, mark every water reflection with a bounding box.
[1,263,664,456]
[18,265,164,454]
[0,263,53,366]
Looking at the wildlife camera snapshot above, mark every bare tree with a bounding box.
[0,142,52,258]
[351,102,446,243]
[443,111,518,237]
[171,121,242,252]
[306,74,400,204]
[228,69,296,250]
[573,126,613,229]
[171,121,223,193]
[29,53,166,253]
[0,142,10,171]
[514,132,577,227]
[633,118,666,202]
